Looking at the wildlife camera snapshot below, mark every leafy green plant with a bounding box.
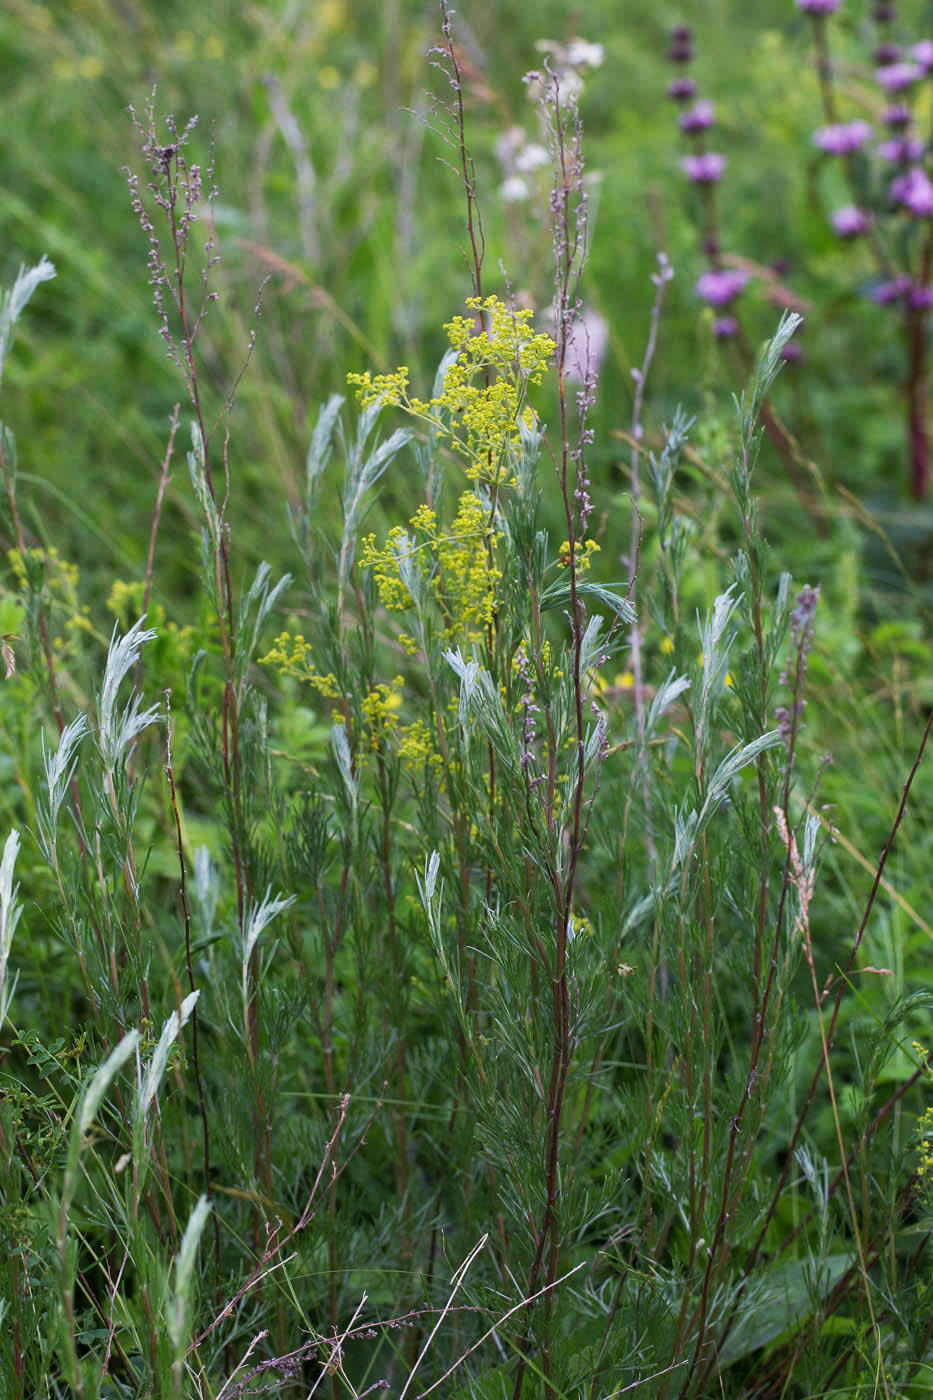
[0,11,931,1399]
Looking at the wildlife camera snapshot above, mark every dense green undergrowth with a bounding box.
[1,4,933,1398]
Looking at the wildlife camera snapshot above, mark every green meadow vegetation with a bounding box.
[1,1,932,1395]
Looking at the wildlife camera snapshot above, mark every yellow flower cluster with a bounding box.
[106,580,194,673]
[558,538,601,572]
[360,677,404,749]
[360,491,503,647]
[260,632,341,699]
[8,546,91,657]
[397,718,443,777]
[918,1106,933,1185]
[914,1043,933,1189]
[348,294,554,487]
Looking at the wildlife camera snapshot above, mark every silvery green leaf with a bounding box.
[241,888,296,968]
[356,428,414,499]
[621,890,657,936]
[139,990,200,1119]
[168,1195,212,1352]
[737,312,803,443]
[0,256,56,383]
[186,420,220,536]
[37,714,88,856]
[646,670,691,736]
[98,617,160,768]
[79,1031,139,1137]
[801,813,820,874]
[331,722,357,807]
[673,806,699,872]
[697,586,741,721]
[192,846,219,938]
[307,393,344,493]
[701,730,783,819]
[238,562,292,672]
[541,578,635,621]
[417,850,442,909]
[444,647,480,731]
[387,529,424,608]
[0,829,22,1023]
[578,614,605,680]
[432,347,459,402]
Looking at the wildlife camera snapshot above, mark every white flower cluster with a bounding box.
[496,36,604,204]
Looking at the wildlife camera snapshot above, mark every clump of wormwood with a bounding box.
[1,61,932,1400]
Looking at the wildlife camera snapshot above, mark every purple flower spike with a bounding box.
[909,285,933,309]
[780,342,804,363]
[910,41,933,73]
[893,167,933,217]
[678,100,715,132]
[873,43,902,65]
[878,136,924,163]
[668,28,693,64]
[882,104,911,128]
[876,61,922,92]
[796,0,840,11]
[813,120,873,154]
[681,152,726,183]
[871,276,912,304]
[832,205,871,237]
[713,316,739,339]
[667,76,697,102]
[696,268,749,306]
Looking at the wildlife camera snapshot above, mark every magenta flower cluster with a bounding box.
[812,120,873,155]
[803,0,933,325]
[667,25,757,338]
[797,0,932,497]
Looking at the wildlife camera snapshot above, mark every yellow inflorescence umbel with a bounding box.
[360,490,503,648]
[348,294,554,487]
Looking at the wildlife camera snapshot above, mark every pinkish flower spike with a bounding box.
[695,269,749,306]
[812,120,873,154]
[681,152,726,183]
[831,205,871,237]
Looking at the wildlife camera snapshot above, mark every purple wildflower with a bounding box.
[796,0,840,11]
[877,136,924,163]
[873,43,902,65]
[872,3,896,19]
[668,27,693,64]
[831,205,871,237]
[871,276,912,304]
[667,76,697,101]
[696,268,749,306]
[892,167,933,216]
[876,61,922,91]
[909,285,933,309]
[910,41,933,73]
[881,104,911,128]
[515,645,541,778]
[681,152,726,183]
[777,584,820,748]
[678,100,715,132]
[790,585,820,641]
[713,316,739,339]
[780,342,804,363]
[812,120,873,154]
